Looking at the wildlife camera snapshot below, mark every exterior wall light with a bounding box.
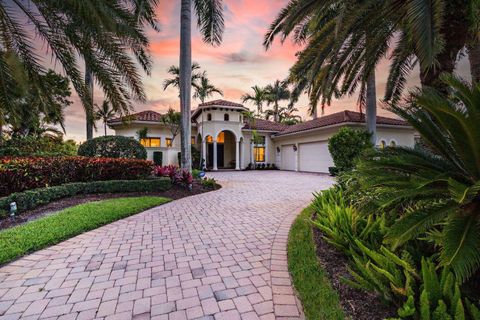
[10,202,17,219]
[293,145,298,152]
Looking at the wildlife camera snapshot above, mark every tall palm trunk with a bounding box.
[274,102,279,122]
[85,64,94,140]
[179,0,192,171]
[104,120,107,136]
[366,70,377,145]
[468,43,480,83]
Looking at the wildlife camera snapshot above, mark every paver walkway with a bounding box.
[0,171,333,320]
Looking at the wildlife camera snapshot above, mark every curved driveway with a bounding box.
[0,171,333,320]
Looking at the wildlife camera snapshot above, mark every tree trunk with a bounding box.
[179,0,192,171]
[468,42,480,83]
[104,121,107,136]
[274,102,279,122]
[366,70,377,145]
[85,64,94,140]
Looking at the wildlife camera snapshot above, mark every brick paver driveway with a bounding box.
[0,171,333,320]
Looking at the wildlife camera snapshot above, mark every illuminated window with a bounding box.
[191,136,196,145]
[216,132,225,143]
[140,138,161,148]
[166,138,173,147]
[254,146,265,162]
[224,114,229,121]
[207,113,212,121]
[206,136,213,143]
[389,140,397,147]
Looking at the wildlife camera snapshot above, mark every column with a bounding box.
[213,140,218,171]
[202,140,207,170]
[235,140,240,170]
[265,137,269,164]
[240,140,245,169]
[250,141,254,165]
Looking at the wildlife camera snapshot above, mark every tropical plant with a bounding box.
[163,62,203,93]
[0,136,77,157]
[95,101,117,136]
[242,85,268,116]
[353,75,480,282]
[160,108,182,142]
[178,0,224,171]
[264,80,291,122]
[278,104,302,124]
[328,127,372,173]
[136,127,149,140]
[193,73,223,103]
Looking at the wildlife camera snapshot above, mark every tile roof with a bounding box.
[108,110,163,124]
[198,99,245,108]
[242,118,289,132]
[275,110,410,136]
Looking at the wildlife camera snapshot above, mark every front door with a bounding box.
[207,143,225,168]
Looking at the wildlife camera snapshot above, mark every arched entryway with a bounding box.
[203,130,240,170]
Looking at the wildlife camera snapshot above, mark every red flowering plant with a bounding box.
[153,165,178,181]
[153,165,193,190]
[175,169,193,190]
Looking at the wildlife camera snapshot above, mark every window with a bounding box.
[140,138,161,148]
[389,140,397,147]
[191,136,196,145]
[216,132,225,143]
[166,138,173,147]
[206,136,213,143]
[224,114,229,121]
[254,146,265,162]
[207,113,212,121]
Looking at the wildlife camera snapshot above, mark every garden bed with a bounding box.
[0,180,219,231]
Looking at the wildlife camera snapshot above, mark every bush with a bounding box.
[78,135,147,159]
[328,127,372,172]
[153,151,163,165]
[201,177,217,189]
[0,178,171,219]
[154,165,193,189]
[0,136,77,157]
[0,156,154,196]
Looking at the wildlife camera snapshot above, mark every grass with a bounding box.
[288,205,346,320]
[0,196,170,265]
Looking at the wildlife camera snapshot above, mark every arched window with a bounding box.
[389,140,397,147]
[207,113,212,121]
[224,113,229,121]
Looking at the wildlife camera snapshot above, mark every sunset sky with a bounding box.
[61,0,472,141]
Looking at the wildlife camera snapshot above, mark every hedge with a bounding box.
[0,156,154,196]
[0,178,171,219]
[78,135,147,159]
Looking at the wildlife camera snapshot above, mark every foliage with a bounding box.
[200,177,218,189]
[288,206,346,320]
[161,108,182,141]
[154,165,193,189]
[245,163,278,170]
[353,75,480,282]
[78,135,147,160]
[194,73,223,103]
[0,0,158,131]
[328,127,372,173]
[264,80,291,122]
[0,197,170,265]
[0,178,171,219]
[95,101,117,136]
[154,165,178,181]
[192,169,202,179]
[153,151,163,166]
[0,136,77,157]
[175,169,194,189]
[136,127,149,140]
[163,62,204,93]
[178,147,201,169]
[242,85,268,116]
[0,156,154,196]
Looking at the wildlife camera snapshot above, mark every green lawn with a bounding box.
[288,206,346,320]
[0,196,170,265]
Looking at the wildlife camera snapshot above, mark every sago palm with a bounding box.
[354,74,480,283]
[242,85,268,116]
[179,0,224,171]
[193,73,223,103]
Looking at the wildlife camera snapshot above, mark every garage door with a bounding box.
[299,141,333,173]
[281,145,296,171]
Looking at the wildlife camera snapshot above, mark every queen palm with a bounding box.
[193,73,223,103]
[354,75,480,283]
[95,101,117,136]
[178,0,225,171]
[264,80,290,122]
[241,85,268,116]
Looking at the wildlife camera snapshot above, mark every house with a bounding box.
[108,99,416,173]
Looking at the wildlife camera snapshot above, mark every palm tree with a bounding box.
[241,85,268,116]
[160,108,182,142]
[163,62,203,93]
[178,0,225,171]
[354,75,480,283]
[193,73,223,103]
[95,101,117,136]
[264,80,290,122]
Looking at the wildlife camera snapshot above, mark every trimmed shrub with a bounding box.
[328,127,372,173]
[0,157,154,196]
[0,136,78,157]
[0,178,171,218]
[153,151,163,166]
[78,135,147,159]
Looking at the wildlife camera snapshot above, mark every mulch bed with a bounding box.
[312,215,397,320]
[0,181,219,231]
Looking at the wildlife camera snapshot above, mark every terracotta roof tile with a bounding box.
[109,110,162,124]
[276,110,409,136]
[198,99,245,108]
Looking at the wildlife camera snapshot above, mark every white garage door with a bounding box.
[299,141,333,173]
[281,145,296,171]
